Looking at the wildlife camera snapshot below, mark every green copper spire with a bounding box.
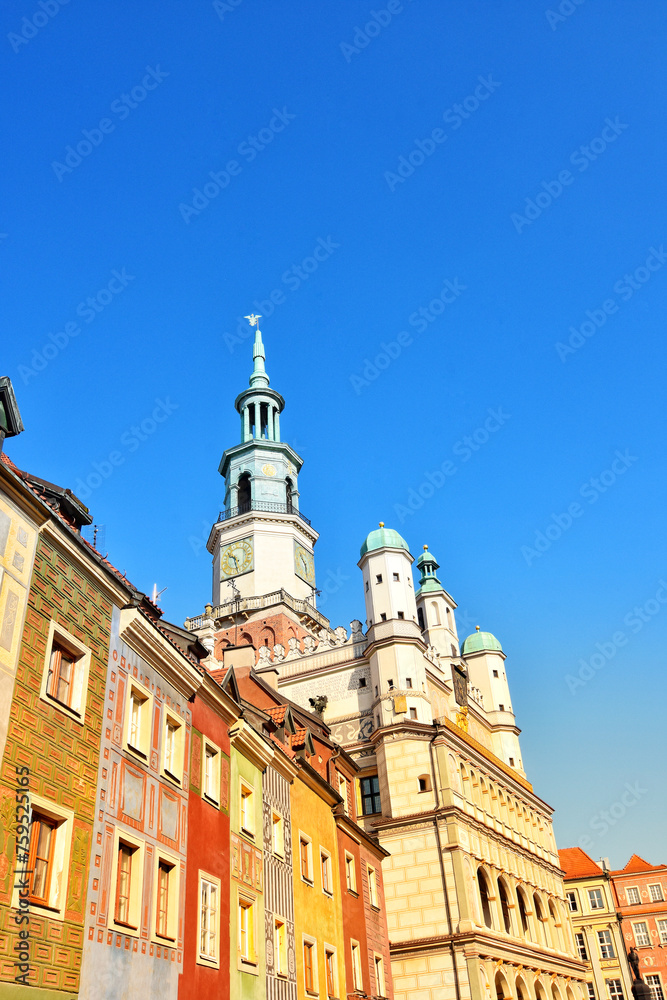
[245,314,270,389]
[415,545,443,594]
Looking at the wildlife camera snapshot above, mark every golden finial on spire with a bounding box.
[476,625,480,631]
[423,544,428,550]
[378,521,384,527]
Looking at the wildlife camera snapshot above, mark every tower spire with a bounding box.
[245,313,270,389]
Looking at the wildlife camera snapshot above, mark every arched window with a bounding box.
[417,607,425,630]
[495,971,510,1000]
[430,601,441,625]
[238,473,251,512]
[516,887,530,937]
[497,878,512,934]
[534,893,547,946]
[517,979,528,1000]
[446,607,451,624]
[417,774,432,793]
[477,869,493,929]
[549,899,563,950]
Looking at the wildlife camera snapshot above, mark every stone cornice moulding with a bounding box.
[119,608,202,699]
[198,673,242,727]
[207,510,320,552]
[228,718,275,771]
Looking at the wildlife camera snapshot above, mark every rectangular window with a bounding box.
[375,954,386,998]
[634,922,651,947]
[338,773,348,813]
[397,611,404,619]
[576,932,588,961]
[646,976,664,1000]
[657,919,667,945]
[409,707,417,719]
[239,896,255,963]
[376,575,382,584]
[392,573,399,582]
[125,680,152,758]
[567,890,579,912]
[304,941,315,993]
[203,741,220,804]
[368,865,379,908]
[351,941,363,991]
[28,813,56,904]
[199,876,219,964]
[649,884,665,902]
[380,613,387,621]
[345,852,357,892]
[272,812,284,856]
[240,783,254,836]
[405,677,412,688]
[326,949,336,998]
[155,859,177,940]
[589,888,604,910]
[40,621,91,722]
[300,836,313,883]
[607,981,624,1000]
[588,985,596,1000]
[626,886,641,905]
[275,918,287,976]
[360,775,381,815]
[598,930,615,959]
[321,851,332,895]
[163,713,184,783]
[115,843,137,928]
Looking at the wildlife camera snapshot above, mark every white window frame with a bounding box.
[587,984,596,1000]
[151,849,180,945]
[374,952,386,998]
[657,918,667,945]
[598,929,615,959]
[324,943,339,999]
[162,709,185,785]
[39,620,91,724]
[240,779,255,838]
[350,939,363,991]
[576,932,588,961]
[274,915,288,977]
[566,890,579,912]
[649,883,664,903]
[299,832,313,884]
[198,872,221,967]
[124,676,152,760]
[646,975,664,1000]
[606,980,624,1000]
[589,887,604,910]
[12,793,74,921]
[338,772,348,814]
[321,848,333,896]
[626,886,641,905]
[633,921,651,947]
[272,811,284,857]
[109,826,145,936]
[238,889,258,970]
[202,737,221,806]
[368,865,379,909]
[303,932,318,995]
[345,851,357,893]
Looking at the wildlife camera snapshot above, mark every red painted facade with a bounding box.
[611,855,667,995]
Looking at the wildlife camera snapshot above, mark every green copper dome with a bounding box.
[415,544,443,595]
[360,523,410,558]
[461,629,503,655]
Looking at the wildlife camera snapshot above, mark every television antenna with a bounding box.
[151,584,168,606]
[82,523,107,555]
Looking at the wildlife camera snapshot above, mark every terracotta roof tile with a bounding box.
[266,705,287,726]
[290,727,307,750]
[611,854,666,875]
[558,847,604,879]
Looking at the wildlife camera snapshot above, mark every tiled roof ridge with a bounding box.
[558,846,603,878]
[611,853,666,875]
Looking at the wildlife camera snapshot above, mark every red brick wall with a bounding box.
[0,534,111,993]
[214,612,309,662]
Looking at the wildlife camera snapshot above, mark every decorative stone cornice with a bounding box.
[118,608,202,698]
[228,718,275,770]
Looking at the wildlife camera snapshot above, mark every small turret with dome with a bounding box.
[358,522,417,626]
[414,545,460,658]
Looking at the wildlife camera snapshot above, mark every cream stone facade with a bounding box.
[186,323,588,1000]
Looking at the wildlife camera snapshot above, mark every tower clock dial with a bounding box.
[294,541,315,586]
[220,536,254,580]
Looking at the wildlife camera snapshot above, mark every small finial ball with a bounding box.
[423,544,428,550]
[476,625,480,631]
[379,521,384,528]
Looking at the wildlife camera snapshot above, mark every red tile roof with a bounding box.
[612,854,666,875]
[266,705,287,726]
[558,847,604,879]
[290,727,307,750]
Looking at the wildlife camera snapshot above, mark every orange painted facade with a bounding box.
[611,855,667,999]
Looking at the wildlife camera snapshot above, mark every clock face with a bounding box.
[262,463,276,477]
[294,541,315,586]
[220,536,254,580]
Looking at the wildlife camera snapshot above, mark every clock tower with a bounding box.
[208,316,319,607]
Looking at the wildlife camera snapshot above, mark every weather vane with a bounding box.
[244,313,262,327]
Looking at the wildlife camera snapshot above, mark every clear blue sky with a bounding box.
[3,0,665,867]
